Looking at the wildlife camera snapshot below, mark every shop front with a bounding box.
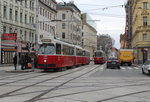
[1,33,17,64]
[1,48,16,64]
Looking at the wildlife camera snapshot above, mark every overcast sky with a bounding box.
[56,0,127,49]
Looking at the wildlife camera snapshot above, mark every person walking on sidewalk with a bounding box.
[20,54,26,70]
[13,54,17,70]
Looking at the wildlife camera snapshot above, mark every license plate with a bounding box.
[112,62,116,64]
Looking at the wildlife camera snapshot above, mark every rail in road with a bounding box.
[0,64,100,101]
[29,65,150,102]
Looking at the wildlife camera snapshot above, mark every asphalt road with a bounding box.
[0,63,150,102]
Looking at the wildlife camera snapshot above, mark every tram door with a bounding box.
[56,43,61,54]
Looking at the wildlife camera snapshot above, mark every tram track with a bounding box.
[1,64,149,102]
[31,80,150,101]
[96,89,150,102]
[24,64,100,102]
[0,72,35,80]
[0,64,100,99]
[0,64,96,87]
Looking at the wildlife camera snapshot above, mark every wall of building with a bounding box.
[56,3,82,46]
[82,13,97,59]
[0,0,36,64]
[131,0,150,64]
[38,0,57,43]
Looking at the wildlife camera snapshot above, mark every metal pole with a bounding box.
[16,38,20,70]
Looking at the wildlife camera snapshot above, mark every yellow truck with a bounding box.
[119,49,134,66]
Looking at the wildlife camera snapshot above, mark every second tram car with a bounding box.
[94,50,106,64]
[37,39,90,71]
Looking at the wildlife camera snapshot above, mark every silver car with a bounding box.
[142,60,150,75]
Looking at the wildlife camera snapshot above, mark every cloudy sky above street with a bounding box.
[56,0,127,49]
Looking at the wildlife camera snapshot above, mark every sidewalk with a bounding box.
[0,64,34,73]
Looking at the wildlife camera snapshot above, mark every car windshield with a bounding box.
[144,60,150,65]
[38,44,55,54]
[108,58,118,60]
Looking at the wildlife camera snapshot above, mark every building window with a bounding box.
[43,9,45,16]
[24,31,27,41]
[25,14,27,24]
[45,10,47,17]
[20,0,23,5]
[40,7,42,15]
[32,17,34,24]
[29,16,32,23]
[3,6,7,18]
[62,23,66,29]
[20,13,23,23]
[25,0,27,8]
[32,33,34,42]
[143,33,147,41]
[43,22,44,30]
[9,27,12,33]
[15,10,18,22]
[32,2,34,10]
[3,26,6,33]
[143,16,148,26]
[62,14,66,19]
[45,24,47,31]
[9,8,12,20]
[62,32,65,39]
[143,2,148,10]
[29,32,32,41]
[40,22,42,29]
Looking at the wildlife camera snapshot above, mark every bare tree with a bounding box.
[97,34,115,57]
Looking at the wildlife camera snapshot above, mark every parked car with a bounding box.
[106,57,120,69]
[142,59,150,75]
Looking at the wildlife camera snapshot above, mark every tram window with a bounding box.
[83,51,85,56]
[56,43,61,54]
[95,52,103,57]
[62,45,74,55]
[38,44,55,54]
[76,48,82,56]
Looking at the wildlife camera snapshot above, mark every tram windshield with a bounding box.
[38,44,55,54]
[95,52,103,57]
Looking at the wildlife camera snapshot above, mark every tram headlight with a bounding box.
[44,59,47,63]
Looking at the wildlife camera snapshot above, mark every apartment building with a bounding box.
[131,0,150,64]
[56,2,82,46]
[38,0,57,43]
[0,0,36,64]
[125,0,132,49]
[81,13,97,59]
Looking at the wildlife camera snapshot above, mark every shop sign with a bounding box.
[2,33,17,40]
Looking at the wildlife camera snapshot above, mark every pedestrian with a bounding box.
[20,54,26,70]
[34,54,38,68]
[13,54,17,70]
[25,54,32,69]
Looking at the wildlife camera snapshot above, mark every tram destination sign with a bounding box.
[41,39,52,42]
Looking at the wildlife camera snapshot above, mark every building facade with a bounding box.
[0,0,36,64]
[56,2,82,46]
[131,0,150,64]
[125,0,132,49]
[81,13,97,59]
[120,34,127,49]
[38,0,57,43]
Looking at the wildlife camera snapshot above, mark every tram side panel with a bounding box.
[38,55,76,69]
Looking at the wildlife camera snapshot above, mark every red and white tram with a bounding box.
[37,39,90,70]
[94,50,106,64]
